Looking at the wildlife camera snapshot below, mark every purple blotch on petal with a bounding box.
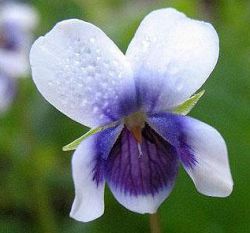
[105,124,178,196]
[91,155,105,187]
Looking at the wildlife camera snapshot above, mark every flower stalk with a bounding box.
[149,213,161,233]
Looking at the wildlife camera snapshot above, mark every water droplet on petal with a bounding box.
[90,37,96,43]
[93,106,99,114]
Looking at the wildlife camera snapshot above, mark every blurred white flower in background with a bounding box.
[0,1,38,113]
[0,72,15,113]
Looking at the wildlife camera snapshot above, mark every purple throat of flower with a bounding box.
[91,111,196,198]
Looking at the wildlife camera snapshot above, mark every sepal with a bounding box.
[172,90,205,115]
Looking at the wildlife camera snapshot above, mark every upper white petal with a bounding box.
[183,117,233,197]
[126,8,219,110]
[30,19,136,127]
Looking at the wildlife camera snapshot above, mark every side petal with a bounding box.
[148,113,233,197]
[30,19,136,128]
[126,8,219,112]
[105,125,178,214]
[70,124,123,222]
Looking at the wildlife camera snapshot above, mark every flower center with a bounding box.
[124,111,145,145]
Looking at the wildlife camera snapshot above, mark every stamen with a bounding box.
[137,143,143,157]
[124,111,146,158]
[131,126,142,144]
[131,126,143,157]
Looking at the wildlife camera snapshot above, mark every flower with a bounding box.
[30,8,233,222]
[0,2,38,112]
[0,2,38,77]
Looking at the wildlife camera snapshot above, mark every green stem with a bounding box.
[149,212,161,233]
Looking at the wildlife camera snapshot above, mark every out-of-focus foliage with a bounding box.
[0,0,250,233]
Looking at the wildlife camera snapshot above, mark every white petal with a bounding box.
[183,117,233,197]
[70,137,105,222]
[110,189,172,214]
[30,19,136,127]
[126,8,219,111]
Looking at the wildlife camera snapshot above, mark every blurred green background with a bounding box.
[1,0,250,232]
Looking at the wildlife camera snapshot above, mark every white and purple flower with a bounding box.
[30,8,233,222]
[0,2,38,112]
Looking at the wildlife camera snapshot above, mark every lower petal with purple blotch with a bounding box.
[105,124,179,214]
[147,112,233,197]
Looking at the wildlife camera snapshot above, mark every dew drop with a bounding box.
[99,114,105,120]
[85,48,91,54]
[175,78,184,91]
[93,106,99,114]
[90,37,96,43]
[81,99,88,107]
[77,83,83,88]
[103,101,109,108]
